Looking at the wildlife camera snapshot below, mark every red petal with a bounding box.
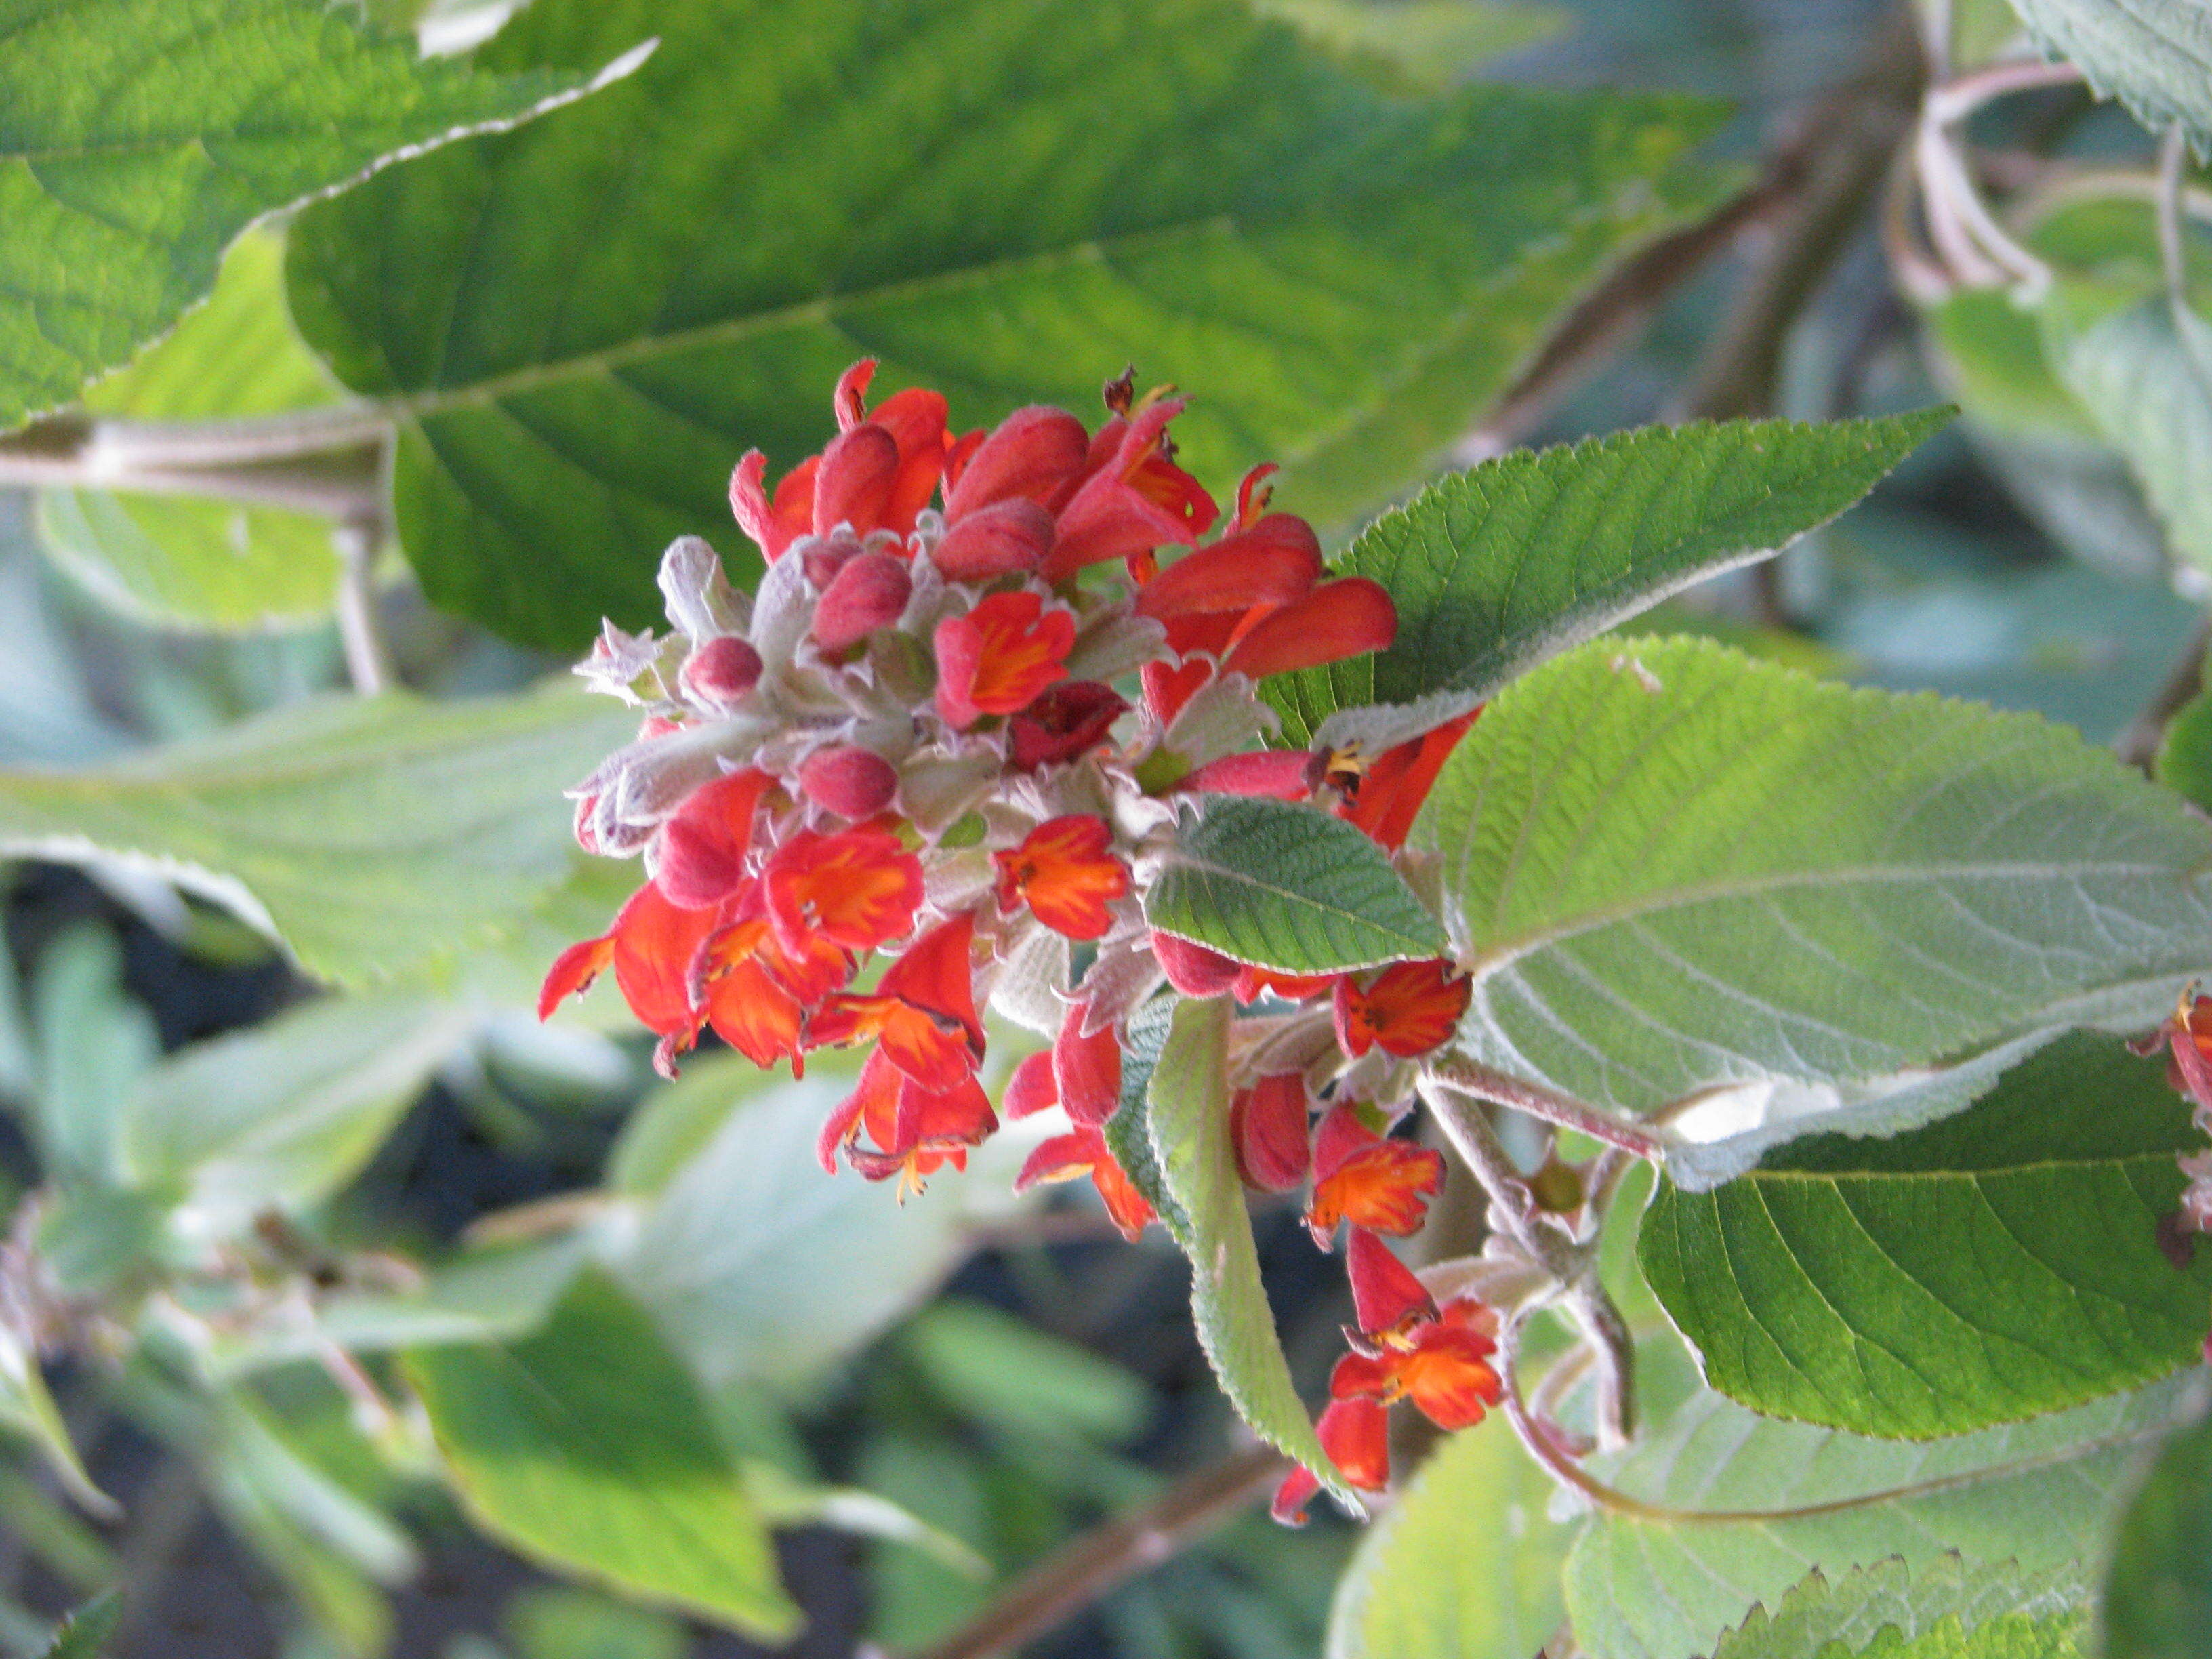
[656,768,775,910]
[1231,1072,1313,1192]
[1133,516,1321,621]
[1346,1227,1437,1334]
[1221,579,1396,680]
[1176,751,1312,800]
[1151,930,1240,997]
[1002,1051,1059,1119]
[1317,1395,1391,1491]
[539,933,614,1021]
[879,914,986,1059]
[813,550,912,655]
[832,359,878,432]
[945,405,1092,520]
[931,498,1056,581]
[1008,682,1128,771]
[813,424,900,537]
[1054,1000,1122,1126]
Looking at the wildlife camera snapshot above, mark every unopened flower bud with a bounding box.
[1231,1073,1313,1192]
[678,636,763,709]
[931,498,1055,581]
[944,405,1090,520]
[798,745,899,819]
[1151,930,1240,996]
[813,552,912,655]
[657,535,746,642]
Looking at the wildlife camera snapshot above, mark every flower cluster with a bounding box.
[540,361,1492,1512]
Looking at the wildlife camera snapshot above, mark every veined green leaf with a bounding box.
[2048,294,2212,579]
[2101,1397,2212,1659]
[287,0,1727,647]
[37,231,346,630]
[1561,1343,2194,1659]
[2003,0,2212,151]
[1145,794,1444,973]
[0,0,638,428]
[121,993,475,1235]
[1408,636,2212,1135]
[0,683,636,987]
[2156,654,2212,816]
[1711,1558,2086,1659]
[1266,411,1947,747]
[1145,996,1352,1509]
[1325,1419,1578,1659]
[405,1267,800,1639]
[1643,1035,2212,1440]
[28,922,157,1187]
[611,1061,1036,1395]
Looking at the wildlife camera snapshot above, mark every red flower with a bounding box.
[1230,1072,1313,1192]
[655,768,775,909]
[1334,1230,1502,1430]
[1305,1105,1443,1244]
[2138,989,2212,1116]
[1231,964,1336,1005]
[995,815,1130,940]
[1218,579,1395,681]
[1151,930,1241,996]
[763,826,925,957]
[934,591,1076,728]
[1270,1397,1389,1525]
[1054,999,1123,1127]
[819,1048,998,1194]
[808,914,987,1091]
[1334,712,1479,851]
[1006,681,1128,771]
[1044,396,1218,579]
[1132,514,1322,623]
[1015,1121,1156,1241]
[539,881,719,1073]
[1334,960,1470,1059]
[731,359,949,560]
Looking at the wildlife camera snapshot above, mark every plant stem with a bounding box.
[2158,123,2190,300]
[0,411,386,521]
[333,523,393,695]
[878,1442,1290,1659]
[2117,615,2212,771]
[1420,1054,1664,1161]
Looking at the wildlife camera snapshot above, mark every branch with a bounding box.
[0,411,386,523]
[878,1442,1290,1659]
[1421,1053,1664,1161]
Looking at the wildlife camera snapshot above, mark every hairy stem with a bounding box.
[1421,1054,1664,1161]
[333,523,393,695]
[878,1442,1290,1659]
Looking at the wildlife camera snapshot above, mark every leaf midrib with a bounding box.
[1733,1151,2186,1183]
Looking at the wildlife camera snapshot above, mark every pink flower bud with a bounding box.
[1151,930,1240,996]
[797,745,899,819]
[944,405,1090,520]
[678,636,762,709]
[930,499,1055,581]
[813,551,912,655]
[1231,1073,1313,1193]
[813,424,899,536]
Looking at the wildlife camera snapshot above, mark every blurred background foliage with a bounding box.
[0,0,2207,1654]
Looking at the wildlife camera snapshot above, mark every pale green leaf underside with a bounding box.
[1145,995,1353,1508]
[1409,636,2212,1127]
[611,1062,1036,1395]
[2048,295,2212,579]
[1101,992,1185,1229]
[1268,411,1949,746]
[1145,794,1445,972]
[0,0,615,429]
[1643,1036,2212,1441]
[37,230,348,629]
[0,683,637,987]
[2100,1404,2212,1659]
[1711,1557,2085,1659]
[2005,0,2212,150]
[1561,1347,2194,1659]
[287,0,1727,648]
[405,1269,798,1639]
[122,994,475,1233]
[1325,1419,1576,1659]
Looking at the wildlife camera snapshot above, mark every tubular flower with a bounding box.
[1231,1072,1313,1193]
[933,591,1077,728]
[808,913,986,1090]
[1269,1397,1390,1526]
[819,1048,998,1193]
[994,815,1129,940]
[1305,1105,1445,1245]
[764,827,925,957]
[1334,960,1471,1059]
[1328,711,1481,851]
[1015,1122,1158,1241]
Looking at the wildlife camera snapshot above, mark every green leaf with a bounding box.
[904,1299,1153,1448]
[1101,991,1184,1228]
[0,1319,114,1519]
[2101,1399,2212,1659]
[1324,1420,1579,1659]
[1407,636,2212,1136]
[1560,1348,2194,1659]
[404,1267,800,1640]
[1145,794,1444,973]
[35,1593,118,1659]
[0,0,638,429]
[1643,1035,2212,1441]
[1265,411,1948,747]
[28,922,157,1186]
[286,0,1727,647]
[1145,995,1351,1510]
[611,1061,1036,1395]
[2047,295,2212,578]
[121,993,474,1234]
[36,230,346,630]
[1711,1558,2086,1659]
[1255,0,1568,87]
[0,683,636,987]
[2003,0,2212,150]
[2156,655,2212,816]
